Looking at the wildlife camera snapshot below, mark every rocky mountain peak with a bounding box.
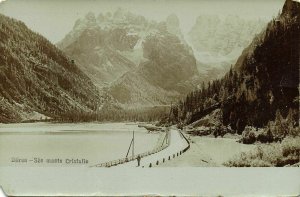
[165,14,180,34]
[282,0,300,17]
[72,12,97,31]
[85,12,96,21]
[97,13,106,22]
[166,13,180,26]
[113,7,127,20]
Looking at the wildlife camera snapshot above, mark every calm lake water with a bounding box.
[0,122,161,167]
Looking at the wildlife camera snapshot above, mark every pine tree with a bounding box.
[286,108,295,127]
[274,109,288,141]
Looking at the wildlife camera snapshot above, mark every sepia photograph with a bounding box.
[0,0,299,195]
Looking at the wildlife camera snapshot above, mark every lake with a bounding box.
[0,122,162,167]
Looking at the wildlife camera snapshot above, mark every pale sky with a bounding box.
[0,0,285,43]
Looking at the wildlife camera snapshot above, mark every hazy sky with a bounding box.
[0,0,284,43]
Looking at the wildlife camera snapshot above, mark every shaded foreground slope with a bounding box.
[0,14,100,123]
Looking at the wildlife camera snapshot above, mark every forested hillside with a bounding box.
[0,14,100,123]
[168,0,299,136]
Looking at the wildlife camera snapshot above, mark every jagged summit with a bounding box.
[113,7,128,21]
[57,9,150,49]
[166,13,180,26]
[282,0,300,17]
[85,12,96,21]
[165,13,184,41]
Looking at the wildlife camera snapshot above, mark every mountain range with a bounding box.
[58,9,268,108]
[58,10,200,107]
